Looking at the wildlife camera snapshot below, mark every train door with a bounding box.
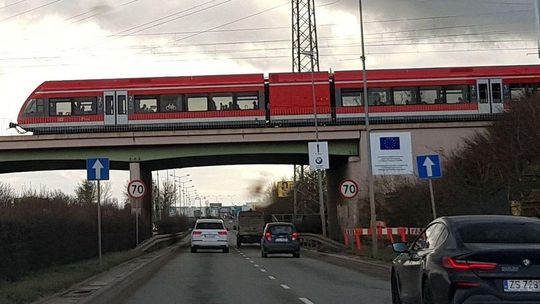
[477,79,503,114]
[104,91,128,125]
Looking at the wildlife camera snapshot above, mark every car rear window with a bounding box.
[458,222,540,244]
[195,222,224,230]
[269,225,293,234]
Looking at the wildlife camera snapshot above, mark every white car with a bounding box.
[190,219,229,253]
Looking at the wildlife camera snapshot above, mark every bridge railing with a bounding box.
[298,233,346,252]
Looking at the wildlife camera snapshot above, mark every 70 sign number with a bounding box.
[340,179,359,199]
[128,180,146,199]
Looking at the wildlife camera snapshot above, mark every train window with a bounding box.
[510,84,535,101]
[187,96,208,111]
[24,99,45,115]
[341,90,362,107]
[135,97,158,113]
[492,83,502,103]
[72,97,97,115]
[478,83,488,104]
[236,93,259,110]
[445,86,469,104]
[160,94,183,112]
[420,87,443,104]
[212,95,233,111]
[393,88,416,105]
[49,99,72,116]
[368,89,390,106]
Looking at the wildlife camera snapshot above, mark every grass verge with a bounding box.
[0,250,141,304]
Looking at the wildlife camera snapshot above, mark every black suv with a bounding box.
[260,222,300,258]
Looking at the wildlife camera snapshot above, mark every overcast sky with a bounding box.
[1,0,539,205]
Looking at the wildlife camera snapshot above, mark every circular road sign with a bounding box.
[339,179,359,199]
[128,180,146,199]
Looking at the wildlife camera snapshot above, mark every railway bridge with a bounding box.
[0,121,491,240]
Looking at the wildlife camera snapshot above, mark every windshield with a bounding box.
[195,222,224,230]
[459,222,540,244]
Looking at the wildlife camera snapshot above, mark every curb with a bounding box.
[35,235,190,304]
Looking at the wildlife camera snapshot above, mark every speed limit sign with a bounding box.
[128,180,146,199]
[339,179,359,199]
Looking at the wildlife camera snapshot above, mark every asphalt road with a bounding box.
[123,233,391,304]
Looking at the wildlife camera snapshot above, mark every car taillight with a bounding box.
[218,230,227,236]
[292,232,299,240]
[454,281,481,289]
[443,257,497,270]
[265,232,272,241]
[192,231,202,235]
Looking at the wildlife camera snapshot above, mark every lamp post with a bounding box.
[170,174,190,215]
[358,0,378,258]
[300,49,327,238]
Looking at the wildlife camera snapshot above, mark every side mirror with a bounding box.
[392,242,409,254]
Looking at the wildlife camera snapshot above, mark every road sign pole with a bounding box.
[293,165,297,223]
[97,180,102,268]
[135,203,139,245]
[429,179,437,220]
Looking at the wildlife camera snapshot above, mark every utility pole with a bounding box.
[292,0,326,236]
[358,0,378,258]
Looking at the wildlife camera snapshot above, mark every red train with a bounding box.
[14,65,540,134]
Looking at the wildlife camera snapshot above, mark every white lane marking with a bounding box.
[280,284,291,290]
[268,276,276,280]
[254,264,259,267]
[250,260,254,263]
[299,298,315,304]
[260,269,267,272]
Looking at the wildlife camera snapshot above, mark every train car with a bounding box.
[334,65,540,122]
[268,71,331,123]
[14,65,540,134]
[17,74,266,134]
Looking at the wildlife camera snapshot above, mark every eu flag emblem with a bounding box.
[380,137,400,150]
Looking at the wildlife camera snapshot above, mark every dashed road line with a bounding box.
[299,298,315,304]
[250,260,254,263]
[260,269,267,272]
[268,276,276,280]
[254,264,259,267]
[280,284,291,290]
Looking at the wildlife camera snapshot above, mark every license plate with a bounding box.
[503,280,540,292]
[275,238,288,242]
[204,234,216,238]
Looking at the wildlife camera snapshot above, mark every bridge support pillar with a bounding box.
[130,162,153,242]
[333,156,363,237]
[326,161,346,240]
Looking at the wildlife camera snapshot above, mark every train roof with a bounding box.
[333,64,540,81]
[35,73,265,92]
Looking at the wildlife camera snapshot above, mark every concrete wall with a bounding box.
[335,124,489,232]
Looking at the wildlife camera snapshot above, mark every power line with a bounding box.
[0,0,64,23]
[0,0,27,10]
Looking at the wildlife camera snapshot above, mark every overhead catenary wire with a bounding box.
[0,0,64,23]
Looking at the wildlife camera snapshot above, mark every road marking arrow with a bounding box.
[422,157,435,177]
[92,160,104,180]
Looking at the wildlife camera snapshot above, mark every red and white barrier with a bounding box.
[343,227,422,250]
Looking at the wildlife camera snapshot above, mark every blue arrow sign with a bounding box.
[87,158,110,181]
[416,155,442,179]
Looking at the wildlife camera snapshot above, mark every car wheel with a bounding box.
[422,279,435,304]
[391,271,402,304]
[293,251,300,258]
[190,247,197,253]
[223,247,229,253]
[261,251,267,258]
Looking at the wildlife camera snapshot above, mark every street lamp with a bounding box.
[358,0,378,258]
[300,49,327,238]
[170,174,190,214]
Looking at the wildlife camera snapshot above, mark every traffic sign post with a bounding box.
[416,155,442,220]
[128,180,146,245]
[86,158,109,268]
[339,179,359,200]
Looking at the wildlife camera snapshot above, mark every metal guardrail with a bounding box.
[299,233,346,252]
[135,231,190,253]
